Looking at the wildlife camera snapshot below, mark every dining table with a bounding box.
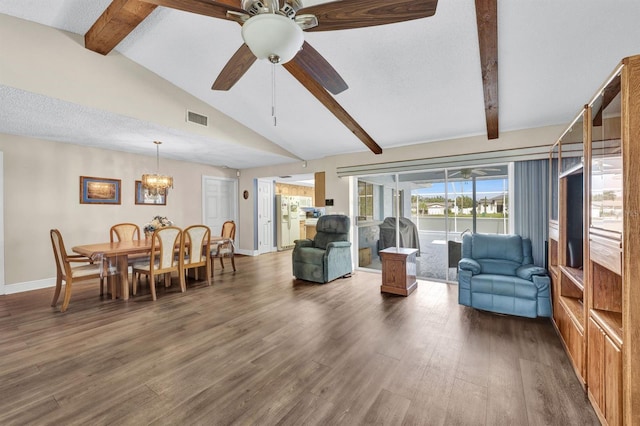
[72,236,229,300]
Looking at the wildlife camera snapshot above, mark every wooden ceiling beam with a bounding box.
[284,60,383,155]
[85,0,157,55]
[85,0,244,55]
[475,0,499,139]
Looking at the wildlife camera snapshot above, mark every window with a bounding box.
[355,164,511,282]
[358,181,374,219]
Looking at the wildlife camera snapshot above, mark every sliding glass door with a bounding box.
[355,164,510,282]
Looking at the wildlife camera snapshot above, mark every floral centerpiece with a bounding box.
[143,215,173,238]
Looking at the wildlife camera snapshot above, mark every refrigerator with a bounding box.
[276,195,312,250]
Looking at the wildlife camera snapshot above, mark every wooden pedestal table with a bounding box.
[379,247,418,296]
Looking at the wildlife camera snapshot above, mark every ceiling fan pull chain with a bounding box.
[272,62,277,126]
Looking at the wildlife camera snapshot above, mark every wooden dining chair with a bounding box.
[182,225,211,286]
[110,223,141,242]
[100,223,143,296]
[210,220,236,276]
[132,226,184,301]
[50,229,104,312]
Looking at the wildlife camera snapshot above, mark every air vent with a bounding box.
[186,110,208,127]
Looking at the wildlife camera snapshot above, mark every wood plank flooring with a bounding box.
[0,251,599,425]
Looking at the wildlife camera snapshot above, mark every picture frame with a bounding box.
[135,180,167,205]
[79,176,121,204]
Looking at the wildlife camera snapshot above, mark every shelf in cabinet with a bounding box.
[559,296,585,332]
[590,309,623,348]
[559,265,584,291]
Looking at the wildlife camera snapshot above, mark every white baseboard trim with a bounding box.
[3,277,56,295]
[1,250,271,295]
[235,248,258,256]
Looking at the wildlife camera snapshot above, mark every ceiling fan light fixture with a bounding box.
[241,13,303,64]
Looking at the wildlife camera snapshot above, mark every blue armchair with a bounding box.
[292,214,353,283]
[458,233,551,318]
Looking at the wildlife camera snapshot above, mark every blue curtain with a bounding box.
[514,159,549,267]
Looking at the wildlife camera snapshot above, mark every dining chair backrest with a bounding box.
[183,225,211,266]
[211,221,237,273]
[110,223,141,242]
[151,226,182,271]
[221,221,236,240]
[50,229,69,277]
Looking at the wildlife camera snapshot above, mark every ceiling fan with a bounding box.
[84,0,439,155]
[449,167,503,179]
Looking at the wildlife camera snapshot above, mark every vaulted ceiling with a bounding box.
[1,1,639,169]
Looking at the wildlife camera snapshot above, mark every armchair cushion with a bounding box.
[458,258,481,274]
[294,239,314,249]
[294,247,325,265]
[516,264,548,281]
[479,259,521,276]
[313,215,350,250]
[327,241,351,249]
[470,233,524,263]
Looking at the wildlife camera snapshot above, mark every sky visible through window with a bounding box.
[413,178,508,200]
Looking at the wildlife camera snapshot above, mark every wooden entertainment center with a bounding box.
[548,54,640,426]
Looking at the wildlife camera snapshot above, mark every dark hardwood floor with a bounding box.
[0,251,598,425]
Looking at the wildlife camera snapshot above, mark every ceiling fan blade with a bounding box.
[212,44,257,90]
[291,42,348,95]
[300,0,438,32]
[473,170,487,176]
[283,60,382,155]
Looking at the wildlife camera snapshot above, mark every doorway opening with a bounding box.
[259,174,321,254]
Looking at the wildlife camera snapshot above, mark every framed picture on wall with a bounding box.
[79,176,121,204]
[135,180,167,205]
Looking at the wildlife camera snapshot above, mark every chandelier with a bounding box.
[142,141,173,197]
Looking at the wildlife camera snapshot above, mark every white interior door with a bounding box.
[258,179,274,254]
[202,176,238,239]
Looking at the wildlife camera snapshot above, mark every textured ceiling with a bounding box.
[1,0,640,169]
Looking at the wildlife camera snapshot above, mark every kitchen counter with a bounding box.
[304,219,318,239]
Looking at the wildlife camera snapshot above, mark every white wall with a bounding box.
[237,125,566,251]
[0,13,570,289]
[0,13,293,157]
[0,134,235,291]
[2,124,565,291]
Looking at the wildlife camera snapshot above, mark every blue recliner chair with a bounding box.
[292,214,353,283]
[458,233,551,318]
